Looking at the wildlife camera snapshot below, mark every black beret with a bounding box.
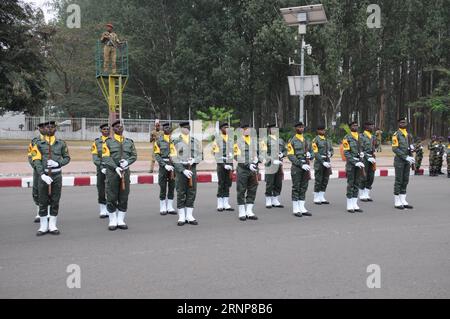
[179,121,190,128]
[111,120,122,127]
[398,117,407,122]
[47,121,56,126]
[240,124,250,129]
[295,122,304,128]
[37,122,47,128]
[162,122,171,128]
[348,121,358,126]
[100,123,109,129]
[219,123,229,129]
[316,124,326,130]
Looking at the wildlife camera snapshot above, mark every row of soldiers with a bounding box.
[28,118,447,236]
[427,136,450,177]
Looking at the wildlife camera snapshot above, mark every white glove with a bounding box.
[323,162,331,169]
[101,168,107,175]
[302,164,311,171]
[188,158,195,166]
[224,165,233,171]
[355,162,365,168]
[444,153,448,159]
[406,156,415,164]
[119,159,129,168]
[327,151,332,158]
[436,152,440,156]
[409,145,415,151]
[253,157,259,165]
[278,152,284,159]
[368,157,377,164]
[183,170,193,179]
[273,160,281,165]
[115,167,123,177]
[47,160,59,168]
[249,164,258,172]
[164,165,174,172]
[41,174,53,185]
[306,152,311,159]
[359,152,365,158]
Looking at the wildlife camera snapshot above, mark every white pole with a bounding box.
[275,113,278,127]
[299,33,305,123]
[252,111,255,128]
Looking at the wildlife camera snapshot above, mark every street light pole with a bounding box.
[299,33,305,123]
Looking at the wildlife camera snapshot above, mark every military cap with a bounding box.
[240,124,250,129]
[162,122,171,128]
[111,120,122,127]
[364,121,374,126]
[37,122,46,128]
[348,121,358,126]
[316,124,326,130]
[219,123,229,129]
[267,124,277,129]
[398,117,407,122]
[47,121,56,126]
[295,122,304,128]
[106,23,113,28]
[99,123,109,129]
[179,121,190,128]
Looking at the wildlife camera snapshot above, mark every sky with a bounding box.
[23,0,56,23]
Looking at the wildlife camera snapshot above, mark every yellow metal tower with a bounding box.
[96,41,129,124]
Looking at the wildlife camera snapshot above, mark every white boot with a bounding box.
[186,207,198,225]
[117,211,128,229]
[359,189,367,201]
[223,197,234,211]
[108,210,118,230]
[265,197,272,208]
[394,195,404,209]
[48,216,59,234]
[177,208,186,226]
[37,217,49,235]
[99,204,108,218]
[246,204,257,220]
[352,198,363,212]
[217,198,224,211]
[160,200,167,215]
[293,201,302,217]
[313,192,321,205]
[399,194,413,209]
[272,196,283,207]
[365,189,373,202]
[320,192,329,204]
[238,205,247,220]
[167,199,176,214]
[347,198,354,213]
[299,201,311,216]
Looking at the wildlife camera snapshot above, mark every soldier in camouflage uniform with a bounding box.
[262,124,286,209]
[358,122,377,202]
[102,120,138,231]
[149,120,162,173]
[428,136,439,176]
[234,124,261,221]
[91,123,110,219]
[28,122,47,223]
[414,138,424,175]
[154,122,176,216]
[392,118,415,210]
[100,23,123,74]
[170,121,203,226]
[31,121,71,236]
[437,136,445,175]
[212,123,235,212]
[447,136,450,178]
[287,122,312,217]
[342,121,365,213]
[311,124,333,205]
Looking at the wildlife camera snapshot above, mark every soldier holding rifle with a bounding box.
[212,123,235,212]
[392,118,415,210]
[311,124,333,205]
[233,124,261,221]
[170,122,203,226]
[31,121,71,236]
[102,120,137,231]
[287,122,312,217]
[358,121,377,202]
[342,121,365,213]
[154,122,176,216]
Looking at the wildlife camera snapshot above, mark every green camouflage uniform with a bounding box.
[287,134,311,201]
[437,142,445,174]
[263,135,286,198]
[213,132,234,198]
[359,131,377,191]
[102,135,137,213]
[31,137,71,217]
[171,134,203,209]
[312,135,333,193]
[392,129,413,195]
[234,136,260,205]
[414,142,424,171]
[342,133,363,199]
[428,141,439,175]
[91,136,108,205]
[154,134,175,201]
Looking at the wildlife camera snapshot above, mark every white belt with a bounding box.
[45,168,61,173]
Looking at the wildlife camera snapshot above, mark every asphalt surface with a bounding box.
[1,176,449,299]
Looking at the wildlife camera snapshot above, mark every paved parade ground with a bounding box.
[1,177,449,299]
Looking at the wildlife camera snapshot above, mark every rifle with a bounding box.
[120,138,126,191]
[187,162,193,188]
[168,158,175,181]
[407,133,416,172]
[357,134,367,178]
[324,137,333,177]
[371,134,377,172]
[48,140,52,196]
[304,140,311,181]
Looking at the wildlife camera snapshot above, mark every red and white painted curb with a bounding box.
[0,169,426,188]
